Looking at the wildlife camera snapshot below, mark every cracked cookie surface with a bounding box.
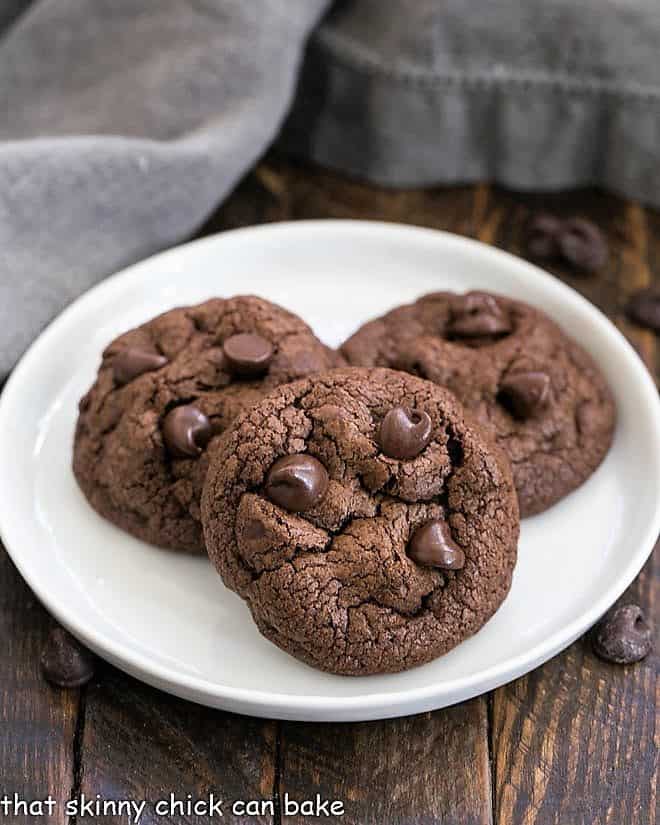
[202,368,519,675]
[73,296,342,553]
[341,292,616,517]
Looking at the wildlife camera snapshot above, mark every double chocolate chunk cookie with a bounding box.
[73,296,342,553]
[202,368,519,675]
[342,292,615,516]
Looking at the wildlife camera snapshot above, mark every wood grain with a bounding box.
[489,191,659,825]
[279,701,492,825]
[76,666,277,824]
[0,545,79,825]
[492,549,658,825]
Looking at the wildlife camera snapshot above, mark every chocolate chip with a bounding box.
[526,213,563,259]
[223,333,274,376]
[498,371,550,419]
[557,218,608,273]
[162,404,212,458]
[592,604,653,664]
[265,454,329,512]
[448,292,512,339]
[112,347,167,385]
[379,406,433,460]
[41,628,95,689]
[408,520,465,570]
[625,287,660,333]
[243,519,268,542]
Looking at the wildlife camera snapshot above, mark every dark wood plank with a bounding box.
[492,549,658,825]
[0,544,79,825]
[77,666,277,824]
[488,189,659,825]
[280,701,492,825]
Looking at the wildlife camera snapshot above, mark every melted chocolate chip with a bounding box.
[625,287,660,333]
[448,292,512,339]
[557,218,608,273]
[498,371,550,419]
[223,333,274,376]
[379,406,433,460]
[162,404,212,458]
[41,628,95,689]
[112,347,167,385]
[265,454,329,512]
[592,604,653,664]
[408,520,465,570]
[526,213,563,259]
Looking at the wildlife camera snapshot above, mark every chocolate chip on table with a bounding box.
[41,628,95,689]
[526,213,608,273]
[265,453,329,512]
[592,604,653,664]
[112,347,168,385]
[408,519,465,570]
[379,406,432,460]
[557,218,608,273]
[448,292,512,339]
[222,333,274,376]
[625,287,660,333]
[526,213,563,258]
[498,371,550,420]
[162,404,212,458]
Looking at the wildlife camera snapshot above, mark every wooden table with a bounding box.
[2,156,657,825]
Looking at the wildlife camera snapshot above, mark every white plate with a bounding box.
[1,220,659,722]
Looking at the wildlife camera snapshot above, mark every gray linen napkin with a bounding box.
[0,0,330,379]
[1,0,659,379]
[282,1,660,199]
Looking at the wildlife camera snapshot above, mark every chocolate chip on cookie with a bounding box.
[498,371,550,420]
[265,454,329,512]
[408,519,465,570]
[73,296,343,553]
[112,346,168,385]
[379,406,432,459]
[162,404,212,458]
[447,292,512,340]
[202,368,519,675]
[223,333,274,376]
[342,291,615,517]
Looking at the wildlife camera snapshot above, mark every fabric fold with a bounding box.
[0,0,331,378]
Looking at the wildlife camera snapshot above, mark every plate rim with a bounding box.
[2,218,659,719]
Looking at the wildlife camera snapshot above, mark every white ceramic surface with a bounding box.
[1,220,659,722]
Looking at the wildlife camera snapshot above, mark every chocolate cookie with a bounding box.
[73,296,342,553]
[341,292,616,517]
[202,368,519,675]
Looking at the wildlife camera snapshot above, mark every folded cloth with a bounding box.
[281,0,660,200]
[1,0,659,379]
[0,0,330,379]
